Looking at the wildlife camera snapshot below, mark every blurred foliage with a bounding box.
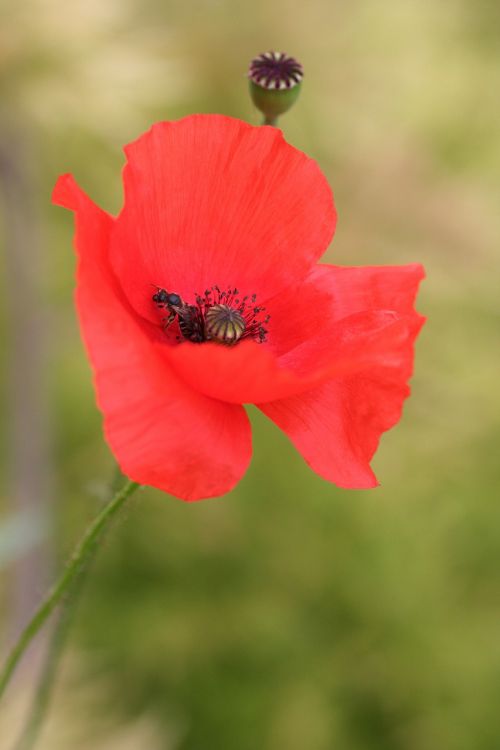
[1,0,499,748]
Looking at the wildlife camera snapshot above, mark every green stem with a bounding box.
[262,115,278,126]
[0,478,140,702]
[12,469,129,750]
[13,577,84,750]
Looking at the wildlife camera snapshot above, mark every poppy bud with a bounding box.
[248,51,303,126]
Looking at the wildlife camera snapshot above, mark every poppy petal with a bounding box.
[304,262,426,318]
[165,309,420,404]
[259,261,425,357]
[161,261,424,405]
[258,313,424,488]
[109,115,336,323]
[53,174,252,501]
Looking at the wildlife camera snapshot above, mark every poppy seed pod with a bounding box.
[248,51,303,124]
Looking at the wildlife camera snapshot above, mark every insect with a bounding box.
[152,288,205,342]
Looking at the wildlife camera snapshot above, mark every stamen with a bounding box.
[196,286,269,344]
[153,284,269,345]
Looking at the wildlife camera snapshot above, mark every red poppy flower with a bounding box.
[53,115,424,501]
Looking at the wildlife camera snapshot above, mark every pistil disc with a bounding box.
[205,304,246,344]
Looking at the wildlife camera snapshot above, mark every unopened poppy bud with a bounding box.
[248,51,303,126]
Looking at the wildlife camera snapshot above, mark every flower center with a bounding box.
[204,304,246,343]
[152,285,270,345]
[248,51,304,90]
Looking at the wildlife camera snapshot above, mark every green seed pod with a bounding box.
[205,304,246,344]
[248,51,303,125]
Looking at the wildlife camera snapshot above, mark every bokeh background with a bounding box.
[1,0,499,748]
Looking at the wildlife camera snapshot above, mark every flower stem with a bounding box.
[13,577,84,750]
[12,468,129,750]
[0,478,140,703]
[262,115,278,126]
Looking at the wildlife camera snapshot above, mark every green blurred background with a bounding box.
[1,0,499,748]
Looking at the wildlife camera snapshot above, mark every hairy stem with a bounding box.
[0,479,140,702]
[13,576,84,750]
[12,468,129,750]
